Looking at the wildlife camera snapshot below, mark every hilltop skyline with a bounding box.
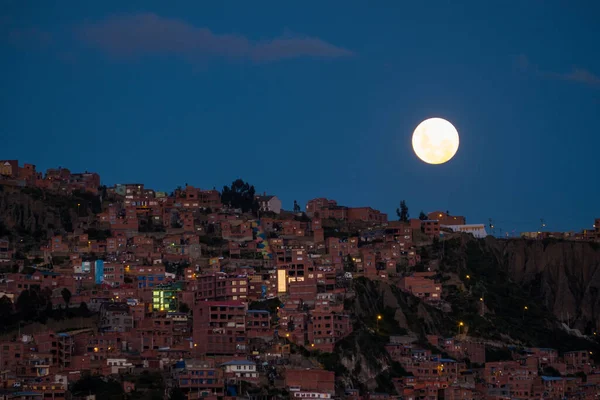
[1,157,598,238]
[2,1,599,234]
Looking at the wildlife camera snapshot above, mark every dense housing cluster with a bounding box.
[0,159,599,399]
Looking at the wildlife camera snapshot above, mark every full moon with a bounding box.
[412,117,460,165]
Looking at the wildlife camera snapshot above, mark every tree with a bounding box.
[79,302,89,315]
[71,375,124,398]
[396,200,409,222]
[221,179,259,214]
[169,387,186,400]
[61,288,72,307]
[16,288,45,321]
[293,200,301,213]
[0,296,13,319]
[419,211,427,220]
[179,302,190,314]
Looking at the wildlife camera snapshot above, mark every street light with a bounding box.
[522,306,528,320]
[458,321,464,335]
[377,315,382,330]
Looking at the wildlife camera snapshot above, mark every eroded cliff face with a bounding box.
[0,186,77,241]
[452,236,600,332]
[500,238,600,331]
[332,279,455,391]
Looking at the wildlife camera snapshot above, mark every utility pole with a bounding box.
[479,296,485,317]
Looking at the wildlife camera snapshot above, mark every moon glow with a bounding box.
[412,118,460,165]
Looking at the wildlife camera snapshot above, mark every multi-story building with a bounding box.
[193,301,247,356]
[307,311,352,352]
[256,194,282,214]
[427,211,466,226]
[152,282,183,312]
[182,185,222,210]
[175,359,223,396]
[221,360,259,384]
[347,207,388,224]
[101,262,124,287]
[99,303,133,332]
[421,220,440,237]
[69,172,100,194]
[441,224,488,238]
[221,220,253,242]
[399,272,442,302]
[306,198,348,220]
[194,273,249,302]
[285,369,335,395]
[127,264,166,288]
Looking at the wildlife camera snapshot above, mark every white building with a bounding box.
[220,360,258,380]
[441,224,488,239]
[256,194,282,214]
[290,390,332,399]
[107,358,133,374]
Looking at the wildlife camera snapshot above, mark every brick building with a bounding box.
[427,211,466,226]
[193,301,247,356]
[347,207,388,224]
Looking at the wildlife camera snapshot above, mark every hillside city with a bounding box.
[0,159,599,400]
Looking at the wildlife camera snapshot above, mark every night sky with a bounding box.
[1,1,599,235]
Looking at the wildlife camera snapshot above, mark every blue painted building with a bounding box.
[94,260,104,284]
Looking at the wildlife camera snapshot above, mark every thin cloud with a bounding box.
[559,68,600,86]
[516,54,600,88]
[77,13,354,63]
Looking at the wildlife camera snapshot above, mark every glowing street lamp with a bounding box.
[522,306,528,320]
[458,321,464,335]
[377,315,382,330]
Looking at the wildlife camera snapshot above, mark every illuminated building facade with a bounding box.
[152,282,183,312]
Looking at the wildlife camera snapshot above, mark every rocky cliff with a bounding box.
[0,186,99,250]
[324,237,600,393]
[321,278,455,392]
[442,235,600,334]
[0,186,67,238]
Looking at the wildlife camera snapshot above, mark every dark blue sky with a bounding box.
[2,1,599,234]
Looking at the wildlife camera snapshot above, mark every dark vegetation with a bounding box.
[249,297,283,314]
[396,200,409,222]
[71,371,166,400]
[221,179,259,214]
[0,288,93,333]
